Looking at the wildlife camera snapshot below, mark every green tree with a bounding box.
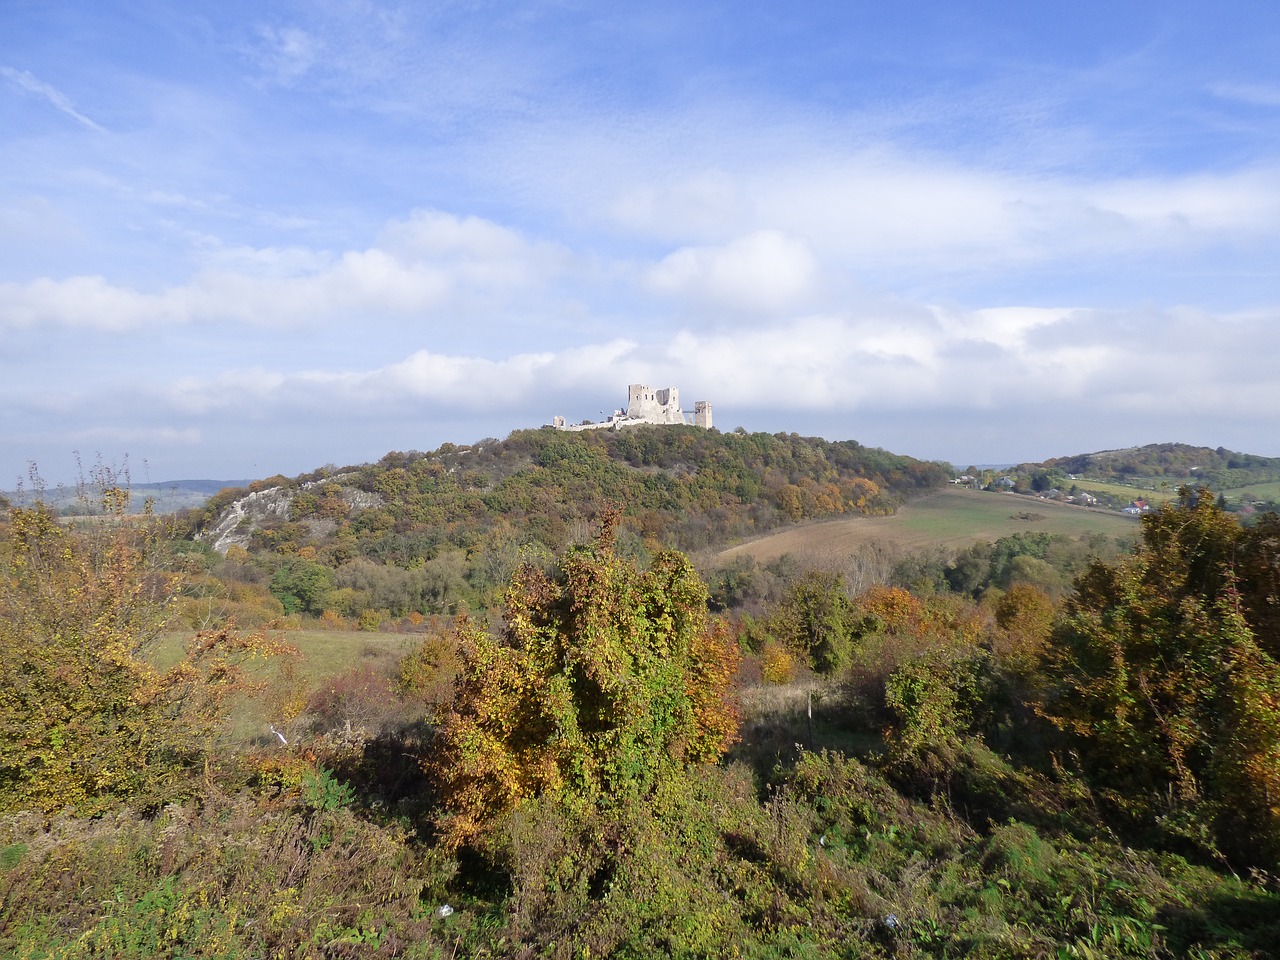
[1041,493,1280,866]
[884,647,994,777]
[428,510,740,848]
[269,557,334,615]
[770,569,857,673]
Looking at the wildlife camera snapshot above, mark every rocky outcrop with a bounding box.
[199,479,383,555]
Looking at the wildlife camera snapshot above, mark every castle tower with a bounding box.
[626,383,685,424]
[694,401,712,430]
[626,383,648,414]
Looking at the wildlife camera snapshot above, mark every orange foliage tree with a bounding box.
[991,583,1057,663]
[428,511,741,848]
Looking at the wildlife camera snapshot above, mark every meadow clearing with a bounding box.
[717,487,1137,566]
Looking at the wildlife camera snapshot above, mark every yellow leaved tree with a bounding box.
[429,509,741,848]
[0,489,287,814]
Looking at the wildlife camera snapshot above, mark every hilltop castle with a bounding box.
[551,384,712,432]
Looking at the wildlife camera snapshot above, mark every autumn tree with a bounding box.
[1041,492,1280,866]
[428,511,740,848]
[769,569,858,673]
[991,583,1056,663]
[0,494,286,814]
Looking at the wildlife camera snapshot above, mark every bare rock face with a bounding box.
[199,479,383,555]
[200,487,292,554]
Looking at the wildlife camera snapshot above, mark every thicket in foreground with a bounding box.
[4,494,1280,956]
[1042,492,1280,867]
[429,508,741,849]
[0,494,286,814]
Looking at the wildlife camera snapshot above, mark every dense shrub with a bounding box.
[1041,493,1280,868]
[429,511,741,848]
[0,497,287,815]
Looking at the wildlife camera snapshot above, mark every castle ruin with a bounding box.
[551,384,713,432]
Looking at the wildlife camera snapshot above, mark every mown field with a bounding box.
[717,487,1138,565]
[1231,479,1280,501]
[1068,477,1177,503]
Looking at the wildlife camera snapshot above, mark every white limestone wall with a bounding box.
[551,383,712,431]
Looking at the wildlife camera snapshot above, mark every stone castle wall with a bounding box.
[552,384,712,432]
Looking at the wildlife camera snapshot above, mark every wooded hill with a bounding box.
[186,427,949,615]
[1026,442,1280,491]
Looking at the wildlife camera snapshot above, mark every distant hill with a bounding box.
[3,479,253,515]
[1006,443,1280,503]
[1031,443,1280,488]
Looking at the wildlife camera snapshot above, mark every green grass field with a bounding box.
[1229,480,1280,501]
[153,628,419,682]
[271,629,418,680]
[1068,478,1177,503]
[718,488,1138,565]
[151,628,425,743]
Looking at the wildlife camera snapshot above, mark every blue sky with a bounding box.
[4,1,1280,486]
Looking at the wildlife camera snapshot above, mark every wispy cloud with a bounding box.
[1,66,105,131]
[1210,82,1280,108]
[250,25,323,82]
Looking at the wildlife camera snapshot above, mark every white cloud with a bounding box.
[1088,170,1280,236]
[648,230,818,314]
[0,211,572,333]
[160,339,640,416]
[0,275,185,332]
[561,140,1280,277]
[85,297,1280,435]
[164,368,288,415]
[375,209,570,290]
[642,303,1280,422]
[948,307,1078,353]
